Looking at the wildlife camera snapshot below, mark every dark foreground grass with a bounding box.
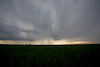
[0,45,100,67]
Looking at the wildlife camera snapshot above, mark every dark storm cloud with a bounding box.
[0,0,100,43]
[0,18,35,41]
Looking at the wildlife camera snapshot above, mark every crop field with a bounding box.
[0,44,100,67]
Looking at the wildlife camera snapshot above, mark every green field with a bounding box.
[0,45,100,67]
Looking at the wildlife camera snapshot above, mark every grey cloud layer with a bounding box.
[0,0,100,43]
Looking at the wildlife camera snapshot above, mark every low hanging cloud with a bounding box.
[0,0,100,43]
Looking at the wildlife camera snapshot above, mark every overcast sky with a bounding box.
[0,0,100,44]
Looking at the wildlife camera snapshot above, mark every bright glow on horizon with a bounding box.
[0,39,92,45]
[32,39,71,45]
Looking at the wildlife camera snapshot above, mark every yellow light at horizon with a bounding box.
[0,39,92,45]
[32,39,91,45]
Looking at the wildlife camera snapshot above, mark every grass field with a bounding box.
[0,45,100,67]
